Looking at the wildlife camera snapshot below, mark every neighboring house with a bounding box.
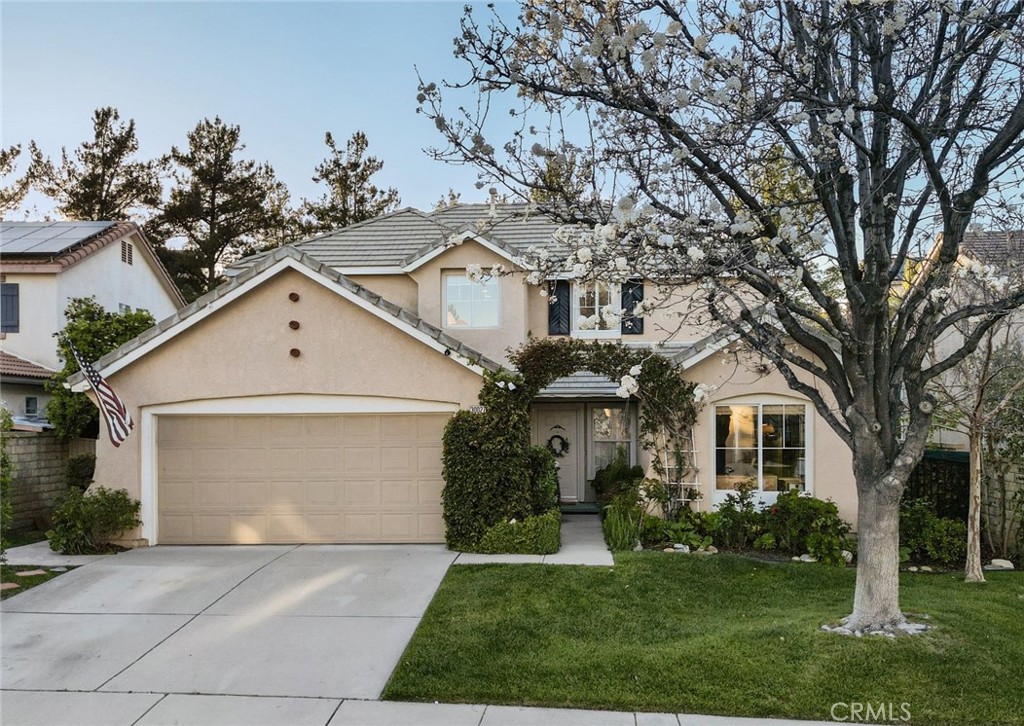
[0,221,185,425]
[0,350,55,431]
[72,203,855,546]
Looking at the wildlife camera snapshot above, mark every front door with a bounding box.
[533,407,582,502]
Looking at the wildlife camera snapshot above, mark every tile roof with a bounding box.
[231,203,579,272]
[68,245,502,387]
[963,230,1024,271]
[537,371,620,398]
[0,351,55,380]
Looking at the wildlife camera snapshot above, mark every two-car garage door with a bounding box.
[156,413,449,544]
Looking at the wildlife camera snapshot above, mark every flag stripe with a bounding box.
[67,340,134,447]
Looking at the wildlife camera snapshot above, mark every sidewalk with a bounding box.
[452,514,614,566]
[2,539,111,567]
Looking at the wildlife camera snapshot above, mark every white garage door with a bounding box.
[157,413,449,544]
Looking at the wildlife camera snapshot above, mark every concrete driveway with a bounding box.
[1,544,456,725]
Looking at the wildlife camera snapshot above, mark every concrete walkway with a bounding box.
[3,539,112,567]
[0,693,862,725]
[453,514,614,566]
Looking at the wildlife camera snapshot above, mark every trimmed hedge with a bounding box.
[476,509,562,554]
[526,445,559,515]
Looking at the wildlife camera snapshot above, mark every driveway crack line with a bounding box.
[93,545,300,693]
[129,692,168,726]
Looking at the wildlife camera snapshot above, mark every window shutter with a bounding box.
[548,280,571,335]
[1,283,19,333]
[621,280,644,335]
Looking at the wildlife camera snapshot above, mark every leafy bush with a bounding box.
[592,446,645,507]
[476,509,561,554]
[603,505,642,552]
[763,490,851,564]
[47,486,141,554]
[1,411,14,560]
[900,498,967,567]
[526,445,559,515]
[712,482,765,550]
[65,454,96,492]
[441,372,534,551]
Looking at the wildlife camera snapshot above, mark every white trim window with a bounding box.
[714,402,808,493]
[444,273,500,329]
[572,280,620,338]
[591,403,632,477]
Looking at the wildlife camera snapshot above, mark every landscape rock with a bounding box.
[908,566,919,572]
[985,559,1015,571]
[841,550,854,564]
[920,566,933,573]
[673,544,691,553]
[50,567,68,572]
[799,554,818,563]
[706,546,718,554]
[663,547,675,553]
[791,556,801,562]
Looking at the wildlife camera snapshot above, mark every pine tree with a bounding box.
[0,145,31,217]
[29,107,162,221]
[298,131,400,234]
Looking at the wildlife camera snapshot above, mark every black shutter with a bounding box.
[621,280,644,335]
[548,280,571,335]
[0,283,19,333]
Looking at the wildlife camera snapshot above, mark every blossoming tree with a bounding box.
[418,0,1024,632]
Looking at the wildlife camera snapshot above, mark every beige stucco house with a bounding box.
[72,204,855,546]
[0,221,184,428]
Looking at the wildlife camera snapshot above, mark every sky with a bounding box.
[1,1,522,217]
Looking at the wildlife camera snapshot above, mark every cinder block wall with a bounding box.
[3,432,95,531]
[983,462,1021,559]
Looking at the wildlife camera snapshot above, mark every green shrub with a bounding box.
[753,532,776,550]
[900,498,967,567]
[713,482,765,550]
[0,411,14,560]
[592,446,645,507]
[47,486,141,554]
[441,372,533,551]
[526,445,559,515]
[65,454,96,492]
[603,506,642,551]
[763,490,851,564]
[476,509,561,554]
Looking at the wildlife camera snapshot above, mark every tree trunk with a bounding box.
[965,431,986,583]
[847,482,905,631]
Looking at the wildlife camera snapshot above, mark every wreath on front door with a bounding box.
[546,434,570,458]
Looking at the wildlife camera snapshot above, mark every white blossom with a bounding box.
[629,363,642,376]
[466,263,484,282]
[687,245,706,261]
[616,374,639,398]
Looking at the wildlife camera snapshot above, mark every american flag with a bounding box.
[67,340,134,447]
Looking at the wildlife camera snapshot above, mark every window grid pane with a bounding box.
[446,275,499,328]
[715,403,806,492]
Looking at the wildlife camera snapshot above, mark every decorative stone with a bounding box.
[920,566,933,573]
[0,582,21,591]
[705,546,718,554]
[841,550,854,564]
[663,547,674,553]
[908,566,919,572]
[791,556,801,562]
[15,569,47,577]
[986,559,1015,571]
[672,544,690,553]
[50,567,67,572]
[799,554,818,563]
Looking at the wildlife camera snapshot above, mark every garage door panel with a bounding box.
[158,413,450,544]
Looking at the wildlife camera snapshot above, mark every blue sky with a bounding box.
[2,1,520,215]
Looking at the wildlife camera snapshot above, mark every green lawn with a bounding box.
[384,553,1024,725]
[1,564,72,600]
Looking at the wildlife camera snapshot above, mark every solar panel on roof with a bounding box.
[0,221,114,255]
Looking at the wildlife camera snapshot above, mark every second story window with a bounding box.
[1,283,19,333]
[444,274,500,328]
[572,280,621,337]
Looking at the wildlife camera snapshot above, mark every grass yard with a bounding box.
[1,564,72,599]
[384,553,1024,726]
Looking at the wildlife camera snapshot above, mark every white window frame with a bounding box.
[709,395,813,506]
[571,280,621,339]
[442,272,501,330]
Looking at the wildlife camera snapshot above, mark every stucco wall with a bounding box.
[411,241,528,366]
[0,382,49,419]
[0,274,59,369]
[91,266,486,542]
[345,274,419,313]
